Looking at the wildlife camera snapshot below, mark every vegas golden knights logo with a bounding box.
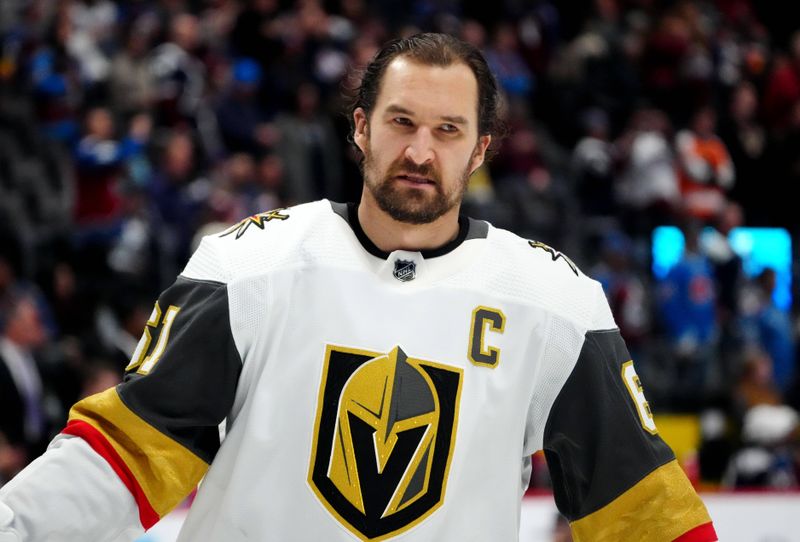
[309,345,463,541]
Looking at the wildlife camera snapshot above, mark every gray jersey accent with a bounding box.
[465,217,489,240]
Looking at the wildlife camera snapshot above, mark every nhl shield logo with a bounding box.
[309,345,463,541]
[392,259,416,282]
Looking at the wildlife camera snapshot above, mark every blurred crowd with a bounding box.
[1,0,799,492]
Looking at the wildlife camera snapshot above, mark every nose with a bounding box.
[404,127,435,165]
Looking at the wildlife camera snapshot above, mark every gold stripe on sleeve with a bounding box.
[571,459,712,542]
[69,387,209,518]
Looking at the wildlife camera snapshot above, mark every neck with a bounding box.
[357,189,461,253]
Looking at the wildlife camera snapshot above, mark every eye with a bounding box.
[440,123,459,134]
[393,117,413,127]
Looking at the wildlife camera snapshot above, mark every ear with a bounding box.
[469,135,492,174]
[353,107,369,153]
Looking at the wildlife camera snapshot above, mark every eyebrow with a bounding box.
[384,104,469,126]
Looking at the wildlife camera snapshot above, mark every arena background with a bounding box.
[1,0,799,540]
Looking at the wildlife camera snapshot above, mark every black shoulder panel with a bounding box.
[543,329,674,521]
[118,276,243,464]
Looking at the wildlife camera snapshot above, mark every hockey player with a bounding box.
[0,33,716,541]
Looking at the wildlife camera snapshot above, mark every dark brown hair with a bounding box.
[347,33,505,156]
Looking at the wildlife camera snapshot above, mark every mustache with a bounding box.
[387,159,439,181]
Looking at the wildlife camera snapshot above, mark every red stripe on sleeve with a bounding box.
[673,522,718,542]
[62,419,160,529]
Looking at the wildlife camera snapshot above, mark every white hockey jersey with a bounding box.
[0,200,715,542]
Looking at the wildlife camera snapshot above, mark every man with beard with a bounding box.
[1,34,715,542]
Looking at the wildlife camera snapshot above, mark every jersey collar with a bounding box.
[330,201,487,260]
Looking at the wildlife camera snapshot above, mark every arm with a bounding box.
[0,436,142,541]
[0,239,242,541]
[532,283,716,542]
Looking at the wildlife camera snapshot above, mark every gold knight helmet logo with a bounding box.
[309,345,463,541]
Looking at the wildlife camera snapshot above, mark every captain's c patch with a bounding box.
[308,345,463,541]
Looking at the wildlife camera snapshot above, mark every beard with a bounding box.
[362,143,476,225]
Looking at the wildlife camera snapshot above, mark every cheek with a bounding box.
[448,145,479,174]
[370,134,404,167]
[373,129,402,153]
[466,142,485,173]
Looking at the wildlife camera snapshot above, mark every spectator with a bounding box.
[214,57,278,155]
[719,82,768,224]
[459,19,486,50]
[41,259,94,340]
[735,348,783,411]
[274,81,342,203]
[641,13,692,120]
[69,106,148,299]
[674,2,715,113]
[149,13,206,128]
[199,0,241,56]
[200,153,285,224]
[590,230,651,361]
[229,0,284,103]
[493,119,571,246]
[657,220,718,409]
[570,107,617,259]
[108,17,158,117]
[65,0,116,89]
[78,361,122,399]
[615,107,680,238]
[72,108,151,226]
[565,0,640,135]
[0,251,18,310]
[0,292,50,481]
[107,187,157,284]
[253,152,286,212]
[68,0,118,50]
[762,31,800,133]
[148,130,209,283]
[214,152,261,220]
[765,99,800,232]
[571,107,616,220]
[484,23,534,104]
[95,291,152,368]
[675,105,735,221]
[702,202,746,390]
[724,400,799,489]
[28,11,82,144]
[741,268,796,393]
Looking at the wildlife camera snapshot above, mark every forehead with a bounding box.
[374,56,479,125]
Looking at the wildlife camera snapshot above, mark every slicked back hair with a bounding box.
[347,33,504,157]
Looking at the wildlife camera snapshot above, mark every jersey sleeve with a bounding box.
[542,284,716,542]
[0,436,143,541]
[0,236,243,539]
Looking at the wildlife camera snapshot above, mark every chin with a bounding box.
[384,201,452,225]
